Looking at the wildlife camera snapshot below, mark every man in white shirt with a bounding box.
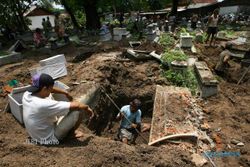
[22,73,94,145]
[205,9,220,46]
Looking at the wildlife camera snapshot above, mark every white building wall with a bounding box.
[27,15,55,30]
[219,6,239,15]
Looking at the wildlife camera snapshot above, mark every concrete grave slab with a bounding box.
[146,31,157,41]
[39,54,66,66]
[113,32,130,41]
[149,85,198,146]
[30,62,67,79]
[8,81,70,124]
[100,32,112,41]
[30,54,67,79]
[113,28,127,35]
[75,83,101,125]
[0,51,22,66]
[180,33,193,48]
[8,85,32,124]
[194,62,218,98]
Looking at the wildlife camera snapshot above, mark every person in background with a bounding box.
[215,43,234,77]
[116,99,142,144]
[205,9,220,46]
[42,18,49,38]
[22,73,95,145]
[46,16,52,34]
[191,13,199,30]
[33,28,46,48]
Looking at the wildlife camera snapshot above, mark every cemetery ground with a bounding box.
[0,39,249,167]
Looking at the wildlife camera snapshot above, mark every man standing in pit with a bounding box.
[116,99,142,144]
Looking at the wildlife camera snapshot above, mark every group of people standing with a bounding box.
[33,15,65,48]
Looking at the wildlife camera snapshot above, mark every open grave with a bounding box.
[77,82,155,145]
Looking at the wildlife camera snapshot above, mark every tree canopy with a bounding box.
[0,0,176,32]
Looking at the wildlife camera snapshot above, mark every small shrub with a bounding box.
[159,33,175,48]
[161,50,188,64]
[163,68,198,95]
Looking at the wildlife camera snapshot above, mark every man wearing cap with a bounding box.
[116,99,142,144]
[22,73,94,145]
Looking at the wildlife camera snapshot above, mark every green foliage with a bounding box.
[163,68,198,95]
[161,50,188,64]
[110,19,120,26]
[0,0,33,31]
[75,10,86,27]
[159,33,175,48]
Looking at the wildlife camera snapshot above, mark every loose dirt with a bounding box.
[0,40,249,167]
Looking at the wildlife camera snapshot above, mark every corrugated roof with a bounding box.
[24,6,53,17]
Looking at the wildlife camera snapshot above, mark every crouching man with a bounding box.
[116,99,142,144]
[22,73,94,145]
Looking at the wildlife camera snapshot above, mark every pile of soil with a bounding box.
[0,40,249,167]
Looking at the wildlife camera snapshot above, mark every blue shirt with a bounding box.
[119,105,141,129]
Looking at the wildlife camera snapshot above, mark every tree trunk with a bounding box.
[171,0,179,16]
[61,0,80,30]
[17,1,29,31]
[83,2,100,31]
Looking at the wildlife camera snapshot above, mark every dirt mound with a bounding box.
[0,43,249,167]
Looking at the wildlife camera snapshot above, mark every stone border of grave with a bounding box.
[0,51,22,67]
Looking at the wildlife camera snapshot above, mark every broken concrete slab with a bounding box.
[170,60,188,71]
[149,85,198,146]
[149,51,162,61]
[53,81,70,102]
[129,41,141,48]
[126,49,153,60]
[75,83,100,125]
[194,62,218,98]
[0,51,22,66]
[8,40,27,52]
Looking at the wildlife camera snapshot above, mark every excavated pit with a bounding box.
[87,87,154,144]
